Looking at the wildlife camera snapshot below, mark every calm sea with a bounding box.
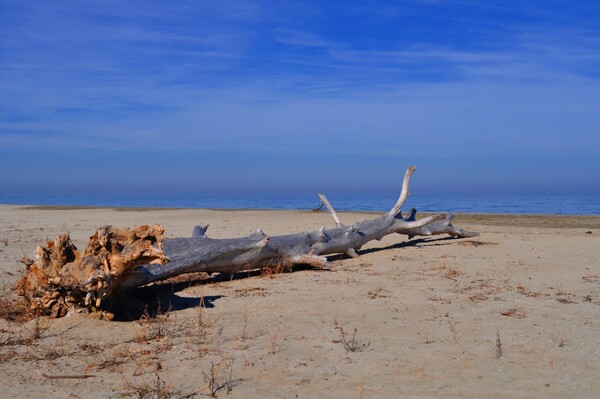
[1,194,599,215]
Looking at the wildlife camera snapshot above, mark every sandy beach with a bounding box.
[1,204,599,398]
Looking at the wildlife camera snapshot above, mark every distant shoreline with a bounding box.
[2,204,599,229]
[2,192,599,216]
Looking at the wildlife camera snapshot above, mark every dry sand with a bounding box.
[1,204,599,398]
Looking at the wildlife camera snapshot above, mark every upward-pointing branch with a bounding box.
[388,166,416,217]
[318,193,342,226]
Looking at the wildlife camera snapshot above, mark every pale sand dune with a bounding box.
[1,205,599,398]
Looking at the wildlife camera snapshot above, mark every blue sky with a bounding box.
[1,0,600,200]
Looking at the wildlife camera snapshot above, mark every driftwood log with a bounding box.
[15,166,477,318]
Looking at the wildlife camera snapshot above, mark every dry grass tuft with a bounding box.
[551,331,566,348]
[2,316,51,346]
[555,292,577,304]
[268,331,280,355]
[124,372,197,399]
[202,359,241,397]
[232,287,267,298]
[87,346,131,372]
[0,349,17,362]
[80,342,103,355]
[192,300,215,358]
[429,262,449,272]
[260,260,292,277]
[447,317,462,344]
[582,275,599,283]
[515,284,549,298]
[367,287,391,299]
[334,325,371,353]
[496,331,503,358]
[445,267,461,280]
[135,304,184,344]
[240,305,249,342]
[501,308,526,319]
[0,291,36,323]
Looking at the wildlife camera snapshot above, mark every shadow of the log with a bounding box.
[225,263,319,281]
[108,236,461,320]
[109,281,224,321]
[326,236,460,261]
[358,236,459,256]
[109,266,320,320]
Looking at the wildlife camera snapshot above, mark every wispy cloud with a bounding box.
[1,1,600,194]
[274,29,339,48]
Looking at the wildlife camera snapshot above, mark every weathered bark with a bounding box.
[15,166,477,318]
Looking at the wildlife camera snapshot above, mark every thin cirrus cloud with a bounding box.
[1,0,599,195]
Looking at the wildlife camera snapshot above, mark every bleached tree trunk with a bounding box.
[120,167,475,289]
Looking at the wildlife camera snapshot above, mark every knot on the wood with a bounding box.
[345,223,361,236]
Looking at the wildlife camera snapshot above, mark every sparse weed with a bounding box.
[367,287,390,299]
[2,316,51,346]
[429,255,461,280]
[124,372,197,399]
[447,317,461,344]
[260,260,292,277]
[445,267,461,279]
[429,262,448,272]
[0,290,34,323]
[415,363,427,380]
[0,325,18,347]
[194,299,215,358]
[196,297,212,335]
[500,308,526,319]
[135,304,182,345]
[27,316,50,343]
[240,305,249,341]
[355,365,379,398]
[268,331,279,355]
[80,342,103,355]
[552,331,566,348]
[336,326,370,353]
[202,359,241,397]
[87,347,130,372]
[0,349,17,363]
[496,331,503,358]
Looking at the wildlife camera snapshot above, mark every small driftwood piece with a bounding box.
[15,166,477,318]
[37,371,96,379]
